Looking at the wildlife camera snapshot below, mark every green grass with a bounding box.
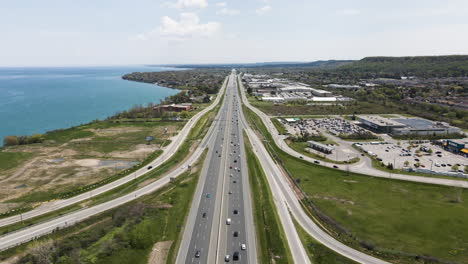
[242,104,468,263]
[270,118,288,135]
[0,150,205,263]
[288,141,359,165]
[293,218,358,264]
[244,133,294,264]
[0,152,34,171]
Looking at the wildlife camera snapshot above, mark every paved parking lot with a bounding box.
[282,117,372,137]
[357,141,468,173]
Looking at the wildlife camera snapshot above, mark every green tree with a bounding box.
[404,160,410,167]
[452,164,459,171]
[3,136,19,146]
[180,111,189,119]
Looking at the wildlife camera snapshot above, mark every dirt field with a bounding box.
[147,241,173,264]
[0,121,183,212]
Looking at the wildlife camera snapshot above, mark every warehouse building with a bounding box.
[358,115,462,136]
[357,116,405,133]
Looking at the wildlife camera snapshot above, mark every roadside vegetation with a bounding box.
[293,219,357,264]
[242,104,468,264]
[0,86,223,236]
[0,82,224,218]
[0,150,206,264]
[244,133,293,264]
[287,141,359,165]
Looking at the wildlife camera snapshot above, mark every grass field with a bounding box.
[293,219,357,264]
[243,104,468,264]
[0,152,34,171]
[244,133,293,264]
[0,150,206,264]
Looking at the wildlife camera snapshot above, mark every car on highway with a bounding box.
[228,191,232,194]
[202,212,206,218]
[195,250,200,258]
[147,166,152,170]
[241,244,246,250]
[233,231,239,237]
[233,209,238,214]
[206,193,211,198]
[233,180,237,183]
[226,218,231,225]
[225,255,230,262]
[333,165,339,169]
[314,161,320,164]
[233,251,240,261]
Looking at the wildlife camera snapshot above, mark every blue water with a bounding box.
[0,66,180,146]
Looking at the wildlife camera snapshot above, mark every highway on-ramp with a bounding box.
[238,75,468,189]
[237,74,389,264]
[0,76,229,251]
[0,77,228,229]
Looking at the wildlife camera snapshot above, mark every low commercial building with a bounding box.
[357,116,405,133]
[358,115,462,136]
[327,84,361,89]
[261,97,284,103]
[307,140,334,154]
[311,89,333,97]
[391,118,461,136]
[308,97,337,102]
[445,140,467,155]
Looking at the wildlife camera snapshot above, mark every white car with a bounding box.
[241,244,246,250]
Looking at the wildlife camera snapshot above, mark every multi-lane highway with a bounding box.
[177,71,256,263]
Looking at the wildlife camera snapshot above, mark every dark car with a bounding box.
[314,160,320,164]
[333,165,339,169]
[147,166,153,170]
[234,159,237,163]
[361,153,365,156]
[195,250,200,258]
[233,231,239,237]
[233,251,240,261]
[233,180,237,183]
[233,209,238,214]
[202,212,206,218]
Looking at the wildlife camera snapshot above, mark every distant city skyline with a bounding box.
[1,0,468,66]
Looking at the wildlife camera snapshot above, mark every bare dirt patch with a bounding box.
[147,241,173,264]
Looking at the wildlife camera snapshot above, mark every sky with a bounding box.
[1,0,468,66]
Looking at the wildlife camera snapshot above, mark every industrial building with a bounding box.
[357,115,462,136]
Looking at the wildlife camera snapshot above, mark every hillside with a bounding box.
[337,55,468,78]
[152,60,354,69]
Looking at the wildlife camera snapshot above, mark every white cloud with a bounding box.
[217,8,240,16]
[215,2,227,7]
[338,9,360,16]
[169,0,208,9]
[256,5,271,15]
[158,12,221,40]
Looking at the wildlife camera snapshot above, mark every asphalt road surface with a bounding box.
[238,74,389,264]
[238,75,468,189]
[0,76,229,251]
[0,77,228,229]
[177,71,256,264]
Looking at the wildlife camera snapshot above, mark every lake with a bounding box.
[0,66,180,146]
